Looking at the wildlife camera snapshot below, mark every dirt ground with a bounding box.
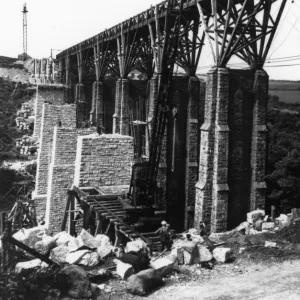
[108,260,300,300]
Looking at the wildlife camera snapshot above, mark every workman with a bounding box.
[199,221,206,236]
[155,220,169,251]
[165,223,172,250]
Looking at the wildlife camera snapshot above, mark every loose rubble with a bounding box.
[7,207,300,299]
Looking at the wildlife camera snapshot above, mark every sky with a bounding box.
[1,0,300,80]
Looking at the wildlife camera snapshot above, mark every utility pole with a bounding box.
[22,3,28,59]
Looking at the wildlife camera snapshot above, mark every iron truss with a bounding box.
[57,0,287,82]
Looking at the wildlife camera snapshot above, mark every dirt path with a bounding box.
[143,260,300,300]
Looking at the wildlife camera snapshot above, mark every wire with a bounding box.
[269,15,300,58]
[264,63,300,68]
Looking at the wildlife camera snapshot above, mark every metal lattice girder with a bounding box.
[197,0,288,68]
[57,0,287,80]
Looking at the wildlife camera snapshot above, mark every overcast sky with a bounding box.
[1,0,300,80]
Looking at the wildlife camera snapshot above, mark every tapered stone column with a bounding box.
[113,79,122,134]
[146,74,159,156]
[250,70,268,211]
[120,79,130,135]
[90,81,104,127]
[53,60,61,83]
[35,59,41,79]
[76,83,86,127]
[184,76,200,229]
[195,68,218,233]
[64,85,72,104]
[46,60,51,83]
[113,78,130,135]
[40,59,47,82]
[211,68,230,233]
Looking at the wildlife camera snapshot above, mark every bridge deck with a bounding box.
[56,0,235,59]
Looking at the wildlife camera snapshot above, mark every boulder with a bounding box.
[262,222,275,231]
[15,259,42,273]
[66,249,91,265]
[12,226,44,248]
[254,219,264,231]
[68,238,82,252]
[94,234,110,245]
[57,265,92,299]
[96,241,113,259]
[150,256,174,276]
[118,252,141,272]
[35,235,56,255]
[127,269,163,296]
[197,245,213,262]
[78,252,100,267]
[86,268,111,283]
[249,228,260,235]
[175,248,184,265]
[171,241,198,265]
[53,231,75,247]
[265,241,277,248]
[287,213,293,226]
[125,238,148,254]
[239,247,246,254]
[276,214,289,227]
[183,245,198,265]
[41,261,50,269]
[247,210,265,224]
[213,248,232,263]
[68,229,101,252]
[50,245,70,265]
[292,208,300,220]
[115,259,135,279]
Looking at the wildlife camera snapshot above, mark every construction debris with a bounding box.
[57,265,92,299]
[115,260,134,279]
[212,248,232,263]
[150,256,175,276]
[15,258,42,273]
[5,208,300,298]
[127,269,163,296]
[12,226,44,248]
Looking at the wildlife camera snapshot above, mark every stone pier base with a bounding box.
[194,68,269,233]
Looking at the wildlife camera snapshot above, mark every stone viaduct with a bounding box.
[30,0,287,234]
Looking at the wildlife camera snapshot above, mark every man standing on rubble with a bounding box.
[155,220,169,251]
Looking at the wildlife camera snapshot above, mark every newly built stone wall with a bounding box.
[45,127,95,233]
[74,134,134,188]
[33,103,76,216]
[33,84,65,140]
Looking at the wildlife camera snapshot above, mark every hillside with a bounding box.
[0,63,36,212]
[269,80,300,104]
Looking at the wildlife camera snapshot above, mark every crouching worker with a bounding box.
[155,220,170,252]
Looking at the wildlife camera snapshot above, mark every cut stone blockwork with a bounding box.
[45,127,95,233]
[184,77,200,229]
[33,84,66,141]
[211,68,230,233]
[113,79,130,135]
[195,68,269,233]
[195,68,218,233]
[90,81,104,127]
[250,70,268,211]
[74,133,134,188]
[76,83,87,128]
[33,103,76,216]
